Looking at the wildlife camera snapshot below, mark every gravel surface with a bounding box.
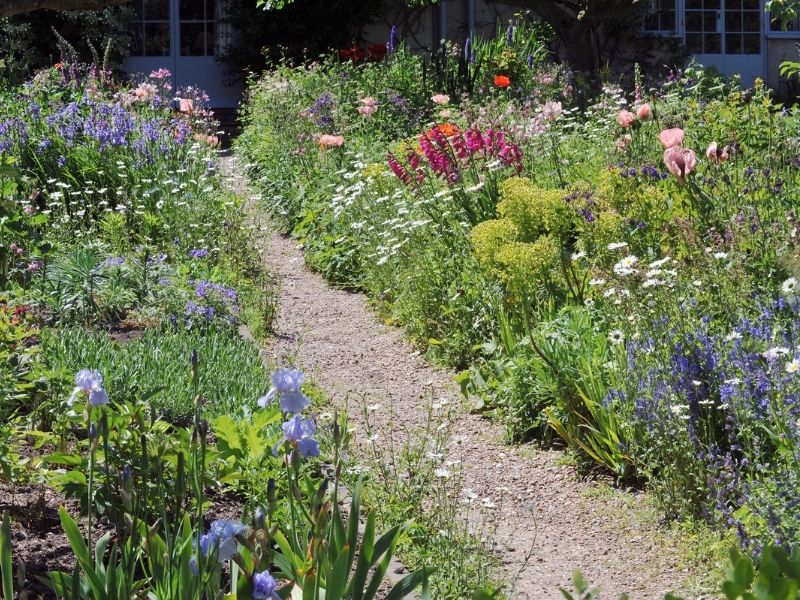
[223,156,698,600]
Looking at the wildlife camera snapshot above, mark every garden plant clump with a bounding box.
[0,54,429,599]
[238,15,800,593]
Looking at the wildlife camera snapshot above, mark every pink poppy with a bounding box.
[636,104,652,120]
[659,128,684,149]
[663,147,697,180]
[618,110,635,128]
[319,134,345,149]
[705,141,729,162]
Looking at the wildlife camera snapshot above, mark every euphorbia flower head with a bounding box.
[636,103,652,120]
[663,146,697,180]
[659,127,684,149]
[617,110,635,128]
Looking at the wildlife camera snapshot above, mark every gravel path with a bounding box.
[222,156,698,600]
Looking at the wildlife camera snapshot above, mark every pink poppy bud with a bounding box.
[618,110,635,128]
[659,128,684,149]
[663,146,697,181]
[720,146,730,161]
[706,142,730,163]
[636,103,652,120]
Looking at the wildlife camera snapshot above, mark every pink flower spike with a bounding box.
[618,110,635,128]
[663,146,697,181]
[636,103,652,120]
[706,141,730,163]
[659,128,684,149]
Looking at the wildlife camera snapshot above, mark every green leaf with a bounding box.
[325,545,351,600]
[58,506,106,600]
[384,568,431,600]
[1,512,13,600]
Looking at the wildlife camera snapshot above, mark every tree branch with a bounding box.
[0,0,129,19]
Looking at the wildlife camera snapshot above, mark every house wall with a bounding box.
[766,38,800,96]
[362,0,520,51]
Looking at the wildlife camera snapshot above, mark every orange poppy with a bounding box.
[436,123,459,137]
[493,74,511,88]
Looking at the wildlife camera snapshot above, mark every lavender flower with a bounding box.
[387,25,399,55]
[68,369,109,406]
[252,571,280,599]
[258,368,310,414]
[281,414,320,457]
[199,519,247,562]
[189,248,208,259]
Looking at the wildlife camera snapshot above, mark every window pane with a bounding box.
[686,11,703,31]
[130,24,144,55]
[726,33,742,52]
[705,0,720,9]
[726,11,742,30]
[742,33,760,52]
[206,22,217,55]
[180,0,204,21]
[181,22,206,55]
[742,0,759,9]
[662,11,676,30]
[742,11,760,30]
[144,0,169,20]
[705,32,721,52]
[686,32,703,52]
[206,0,217,18]
[144,22,170,55]
[704,11,718,31]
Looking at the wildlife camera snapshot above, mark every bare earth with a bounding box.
[222,156,701,600]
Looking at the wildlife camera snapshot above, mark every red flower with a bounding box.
[493,74,511,88]
[367,44,387,61]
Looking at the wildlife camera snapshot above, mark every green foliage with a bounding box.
[0,512,12,600]
[39,326,267,422]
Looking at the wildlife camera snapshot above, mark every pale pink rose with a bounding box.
[663,146,697,180]
[636,103,652,120]
[179,98,194,113]
[659,127,684,149]
[319,134,345,149]
[431,94,450,105]
[618,110,635,128]
[361,97,377,107]
[438,109,452,119]
[357,105,378,116]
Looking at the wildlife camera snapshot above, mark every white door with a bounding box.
[684,0,765,85]
[123,0,242,108]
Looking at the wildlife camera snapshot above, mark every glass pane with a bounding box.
[144,22,170,56]
[726,11,742,30]
[742,0,759,9]
[742,33,760,52]
[662,11,676,30]
[705,0,720,9]
[206,22,217,55]
[726,33,742,52]
[704,11,718,31]
[705,32,721,52]
[206,0,217,18]
[686,12,703,31]
[130,24,144,55]
[132,0,144,18]
[180,0,204,21]
[686,32,703,52]
[686,0,702,9]
[742,11,760,30]
[144,0,169,20]
[181,22,206,55]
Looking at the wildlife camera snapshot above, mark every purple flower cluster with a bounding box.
[616,298,800,549]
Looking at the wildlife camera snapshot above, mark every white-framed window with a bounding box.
[768,12,800,37]
[643,0,680,34]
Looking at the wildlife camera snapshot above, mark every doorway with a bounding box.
[123,0,242,108]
